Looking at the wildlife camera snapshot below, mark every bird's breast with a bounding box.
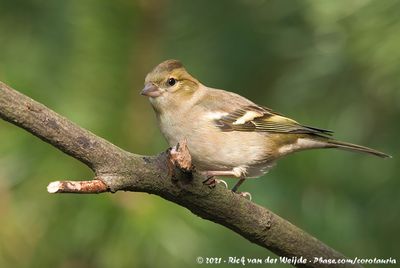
[157,110,275,177]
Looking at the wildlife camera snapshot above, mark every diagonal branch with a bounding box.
[0,81,360,268]
[0,81,128,171]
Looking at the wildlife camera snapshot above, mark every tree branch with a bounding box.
[0,81,360,268]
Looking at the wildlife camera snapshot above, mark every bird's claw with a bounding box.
[217,179,228,189]
[236,191,252,201]
[202,177,228,189]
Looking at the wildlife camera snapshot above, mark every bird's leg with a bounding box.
[202,170,240,177]
[201,173,252,200]
[231,178,245,192]
[201,169,249,193]
[232,178,252,201]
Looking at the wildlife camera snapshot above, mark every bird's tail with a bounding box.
[321,138,391,158]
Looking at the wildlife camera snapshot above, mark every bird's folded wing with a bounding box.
[214,105,333,136]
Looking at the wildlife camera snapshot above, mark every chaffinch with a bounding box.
[141,59,390,193]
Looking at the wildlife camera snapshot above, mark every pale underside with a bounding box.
[154,86,330,179]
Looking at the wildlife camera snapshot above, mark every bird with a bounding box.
[141,59,390,195]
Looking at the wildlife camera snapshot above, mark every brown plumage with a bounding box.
[141,59,390,193]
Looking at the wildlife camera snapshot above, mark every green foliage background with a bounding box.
[0,0,399,267]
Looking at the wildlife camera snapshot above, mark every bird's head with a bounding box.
[141,60,200,111]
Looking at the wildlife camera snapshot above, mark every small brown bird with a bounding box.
[141,59,390,194]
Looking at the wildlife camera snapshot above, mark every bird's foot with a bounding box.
[216,179,228,189]
[235,191,252,201]
[202,176,228,189]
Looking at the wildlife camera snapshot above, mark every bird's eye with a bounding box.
[167,78,176,86]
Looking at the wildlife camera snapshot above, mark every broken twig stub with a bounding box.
[47,179,108,194]
[168,139,195,173]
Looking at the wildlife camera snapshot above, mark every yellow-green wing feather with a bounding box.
[215,105,333,136]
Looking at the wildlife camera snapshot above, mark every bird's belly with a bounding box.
[158,113,276,178]
[180,131,274,177]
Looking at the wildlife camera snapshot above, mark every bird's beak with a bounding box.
[141,83,162,98]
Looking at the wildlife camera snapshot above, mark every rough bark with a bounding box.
[0,81,361,268]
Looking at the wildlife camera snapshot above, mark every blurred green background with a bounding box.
[0,0,399,267]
